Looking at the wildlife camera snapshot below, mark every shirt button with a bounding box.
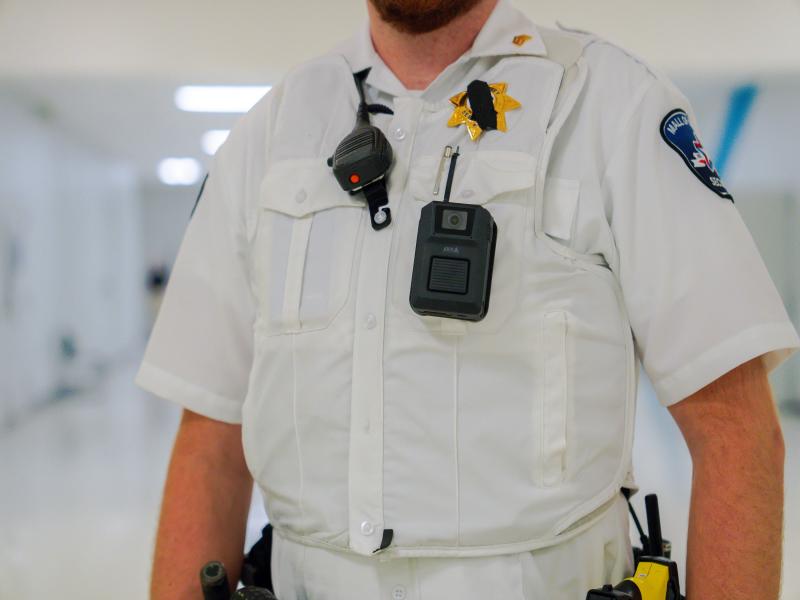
[393,127,406,141]
[365,313,377,329]
[392,586,407,600]
[360,520,375,536]
[461,189,474,199]
[295,189,307,203]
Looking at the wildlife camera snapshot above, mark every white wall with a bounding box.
[1,0,799,79]
[0,91,147,428]
[736,189,800,402]
[140,184,197,272]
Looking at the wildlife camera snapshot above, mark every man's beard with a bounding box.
[369,0,485,34]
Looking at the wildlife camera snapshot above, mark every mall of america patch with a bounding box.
[660,109,733,201]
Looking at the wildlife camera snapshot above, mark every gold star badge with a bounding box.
[447,82,521,141]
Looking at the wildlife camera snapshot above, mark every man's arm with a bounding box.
[151,409,253,600]
[668,356,785,600]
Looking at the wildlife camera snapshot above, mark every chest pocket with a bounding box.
[542,178,580,244]
[251,158,366,336]
[391,150,536,335]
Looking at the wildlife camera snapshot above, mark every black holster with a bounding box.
[241,523,274,592]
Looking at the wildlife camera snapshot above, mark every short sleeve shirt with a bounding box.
[136,4,798,423]
[135,105,271,423]
[545,40,799,406]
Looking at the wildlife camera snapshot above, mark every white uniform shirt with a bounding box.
[137,0,798,570]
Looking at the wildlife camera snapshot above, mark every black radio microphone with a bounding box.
[328,68,394,230]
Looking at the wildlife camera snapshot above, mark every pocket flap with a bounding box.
[542,178,579,241]
[410,150,536,204]
[260,158,365,217]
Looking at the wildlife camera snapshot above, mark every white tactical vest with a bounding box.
[242,29,637,558]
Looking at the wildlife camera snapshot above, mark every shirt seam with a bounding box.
[598,75,657,190]
[594,75,658,273]
[291,333,307,523]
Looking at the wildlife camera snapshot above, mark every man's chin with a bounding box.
[369,0,485,34]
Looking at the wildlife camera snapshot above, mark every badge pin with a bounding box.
[512,34,532,47]
[447,81,521,141]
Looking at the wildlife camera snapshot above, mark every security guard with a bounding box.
[138,1,800,598]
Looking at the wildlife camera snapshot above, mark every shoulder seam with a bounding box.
[545,27,670,85]
[598,73,659,191]
[584,37,669,83]
[586,74,657,276]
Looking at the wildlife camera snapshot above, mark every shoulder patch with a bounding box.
[660,109,732,201]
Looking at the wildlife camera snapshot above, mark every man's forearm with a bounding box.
[671,358,785,600]
[685,431,784,599]
[151,410,253,600]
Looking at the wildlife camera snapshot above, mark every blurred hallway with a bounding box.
[1,1,799,599]
[1,76,799,600]
[0,358,269,599]
[0,359,175,599]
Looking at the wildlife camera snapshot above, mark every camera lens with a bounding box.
[441,208,468,231]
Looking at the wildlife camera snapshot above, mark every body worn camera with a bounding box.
[409,200,497,321]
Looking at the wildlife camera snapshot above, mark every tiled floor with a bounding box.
[1,360,797,599]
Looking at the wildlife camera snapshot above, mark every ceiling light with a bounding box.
[175,85,272,113]
[158,158,202,186]
[202,129,230,155]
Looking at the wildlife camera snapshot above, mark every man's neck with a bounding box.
[367,0,500,91]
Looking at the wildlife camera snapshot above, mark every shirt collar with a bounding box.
[466,0,548,60]
[333,22,376,76]
[335,0,548,96]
